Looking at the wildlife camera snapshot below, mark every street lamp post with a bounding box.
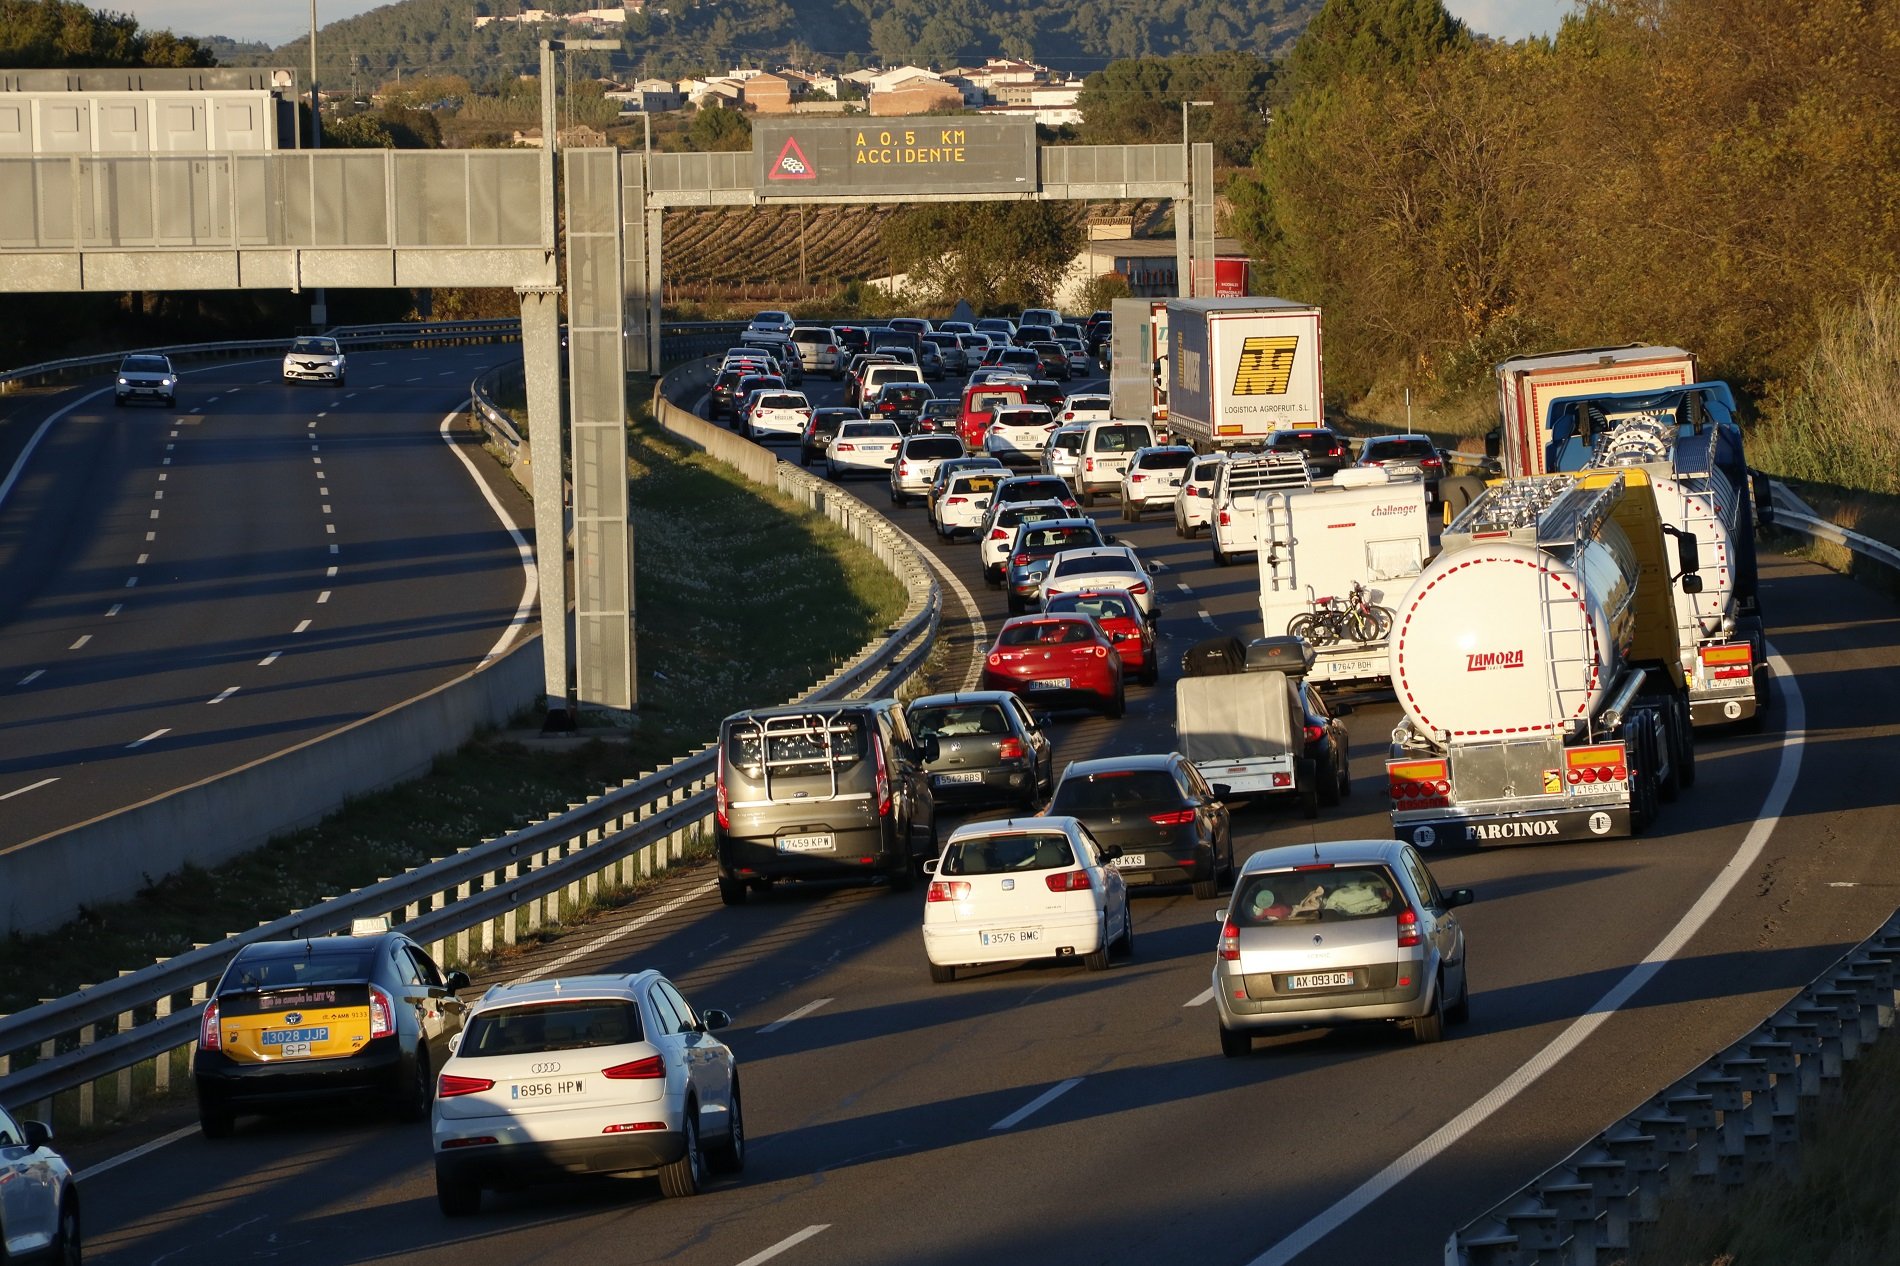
[1179,99,1214,298]
[309,0,325,327]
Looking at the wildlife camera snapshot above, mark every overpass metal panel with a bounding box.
[647,149,753,195]
[1038,143,1185,199]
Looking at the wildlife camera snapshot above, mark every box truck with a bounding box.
[1164,298,1324,453]
[1109,297,1170,425]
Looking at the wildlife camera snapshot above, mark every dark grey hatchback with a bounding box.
[1047,753,1233,899]
[905,691,1053,813]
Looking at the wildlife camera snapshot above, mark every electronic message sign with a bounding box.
[753,117,1037,198]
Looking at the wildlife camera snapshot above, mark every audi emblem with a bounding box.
[531,1061,561,1074]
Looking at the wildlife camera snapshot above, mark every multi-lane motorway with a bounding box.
[18,348,1900,1266]
[0,349,535,848]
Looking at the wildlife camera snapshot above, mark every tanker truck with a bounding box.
[1545,382,1768,729]
[1384,469,1697,848]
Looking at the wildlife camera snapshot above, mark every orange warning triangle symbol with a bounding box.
[770,135,816,180]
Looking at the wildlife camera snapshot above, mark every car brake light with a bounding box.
[1045,870,1092,892]
[947,496,966,505]
[1149,808,1195,826]
[715,745,729,830]
[602,1055,666,1079]
[1218,509,1231,526]
[1303,724,1326,744]
[875,735,891,817]
[1129,582,1147,596]
[998,737,1025,761]
[991,528,1009,539]
[1218,919,1240,961]
[200,998,221,1050]
[1012,553,1030,566]
[1085,458,1095,471]
[438,1074,495,1098]
[928,880,971,902]
[1397,908,1422,948]
[837,443,855,451]
[368,985,395,1039]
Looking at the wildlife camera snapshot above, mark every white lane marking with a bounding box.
[1243,645,1807,1266]
[74,1117,198,1178]
[127,729,170,748]
[321,504,332,514]
[165,443,174,451]
[329,544,339,555]
[161,457,171,466]
[1184,987,1214,1008]
[310,444,319,452]
[436,401,538,666]
[1176,582,1193,593]
[991,1077,1083,1131]
[0,777,58,802]
[259,652,281,666]
[169,430,178,438]
[317,411,328,418]
[152,490,163,500]
[0,383,112,509]
[157,472,167,482]
[137,552,149,564]
[124,577,138,588]
[912,541,986,690]
[105,604,122,617]
[734,1226,830,1266]
[319,486,329,495]
[312,456,322,464]
[68,635,91,650]
[149,510,160,520]
[324,523,335,535]
[759,998,834,1034]
[317,591,331,604]
[209,686,239,704]
[145,531,156,541]
[294,619,312,633]
[1198,609,1216,627]
[325,566,337,578]
[512,881,714,984]
[17,669,44,685]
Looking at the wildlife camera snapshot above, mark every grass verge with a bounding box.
[1615,1030,1900,1266]
[0,417,906,1016]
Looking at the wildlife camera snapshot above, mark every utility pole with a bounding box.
[309,0,326,328]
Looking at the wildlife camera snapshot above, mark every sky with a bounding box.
[117,0,1574,53]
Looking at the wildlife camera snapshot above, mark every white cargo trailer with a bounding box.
[1257,469,1431,688]
[1491,345,1698,479]
[1165,298,1324,453]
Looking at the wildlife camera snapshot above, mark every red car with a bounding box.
[1043,589,1156,686]
[981,614,1125,718]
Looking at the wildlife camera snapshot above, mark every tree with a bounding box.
[881,201,1081,311]
[1280,0,1469,99]
[1075,52,1275,168]
[688,101,752,152]
[0,0,215,68]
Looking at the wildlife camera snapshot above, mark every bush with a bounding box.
[1757,282,1900,495]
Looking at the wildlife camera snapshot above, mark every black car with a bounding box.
[834,325,872,358]
[918,397,961,434]
[1047,753,1233,899]
[1088,320,1113,358]
[1266,427,1354,477]
[1028,341,1072,381]
[1295,676,1354,807]
[869,382,935,429]
[1021,379,1067,410]
[193,926,471,1137]
[707,369,750,421]
[801,406,861,465]
[905,691,1054,812]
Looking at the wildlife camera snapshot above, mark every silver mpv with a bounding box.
[1213,839,1473,1055]
[714,702,938,905]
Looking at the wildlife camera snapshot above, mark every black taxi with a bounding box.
[193,921,471,1138]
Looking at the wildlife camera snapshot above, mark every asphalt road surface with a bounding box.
[70,358,1900,1266]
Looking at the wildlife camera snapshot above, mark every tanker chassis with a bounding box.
[1384,469,1698,848]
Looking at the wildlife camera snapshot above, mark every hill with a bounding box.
[222,0,1320,84]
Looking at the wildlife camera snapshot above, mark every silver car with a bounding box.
[791,326,842,379]
[1213,839,1474,1055]
[115,352,178,406]
[891,432,966,507]
[0,1106,80,1260]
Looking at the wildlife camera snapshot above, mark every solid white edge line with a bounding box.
[74,1123,199,1182]
[511,881,714,985]
[733,1225,830,1266]
[990,1076,1083,1131]
[913,542,986,690]
[759,997,834,1034]
[0,387,109,509]
[1244,645,1807,1266]
[0,777,59,802]
[437,401,537,665]
[1184,986,1214,1008]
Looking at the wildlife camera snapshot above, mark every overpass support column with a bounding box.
[517,284,572,723]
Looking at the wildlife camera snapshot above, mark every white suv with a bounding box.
[1118,445,1195,521]
[432,972,742,1214]
[282,336,346,386]
[1075,420,1157,505]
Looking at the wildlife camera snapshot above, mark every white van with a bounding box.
[1075,420,1157,505]
[1210,451,1311,566]
[861,362,926,402]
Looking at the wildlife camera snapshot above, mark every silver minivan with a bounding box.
[715,701,939,905]
[791,326,843,379]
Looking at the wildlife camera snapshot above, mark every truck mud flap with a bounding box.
[1395,805,1631,849]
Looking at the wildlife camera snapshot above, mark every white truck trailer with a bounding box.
[1257,468,1431,689]
[1109,297,1170,425]
[1384,469,1695,847]
[1164,298,1324,453]
[1491,345,1699,479]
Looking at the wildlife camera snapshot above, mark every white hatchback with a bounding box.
[922,816,1132,981]
[826,420,903,478]
[984,404,1058,466]
[745,390,812,440]
[1040,545,1159,621]
[934,469,1003,538]
[431,972,741,1214]
[890,432,965,506]
[282,336,346,386]
[1056,394,1111,427]
[1173,452,1228,538]
[1118,445,1196,520]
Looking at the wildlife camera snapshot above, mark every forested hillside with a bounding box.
[232,0,1322,83]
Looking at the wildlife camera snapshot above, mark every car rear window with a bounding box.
[1368,438,1437,459]
[1006,478,1067,498]
[886,386,930,401]
[460,1000,644,1057]
[792,328,833,342]
[761,394,806,410]
[1050,431,1085,453]
[726,713,867,774]
[941,832,1074,874]
[1234,866,1403,925]
[908,702,1011,738]
[1051,552,1132,578]
[1091,425,1151,453]
[998,619,1093,647]
[1021,525,1097,550]
[1273,431,1341,452]
[1138,450,1194,470]
[224,946,375,990]
[906,437,963,459]
[840,422,899,438]
[1050,769,1181,815]
[1050,592,1136,622]
[954,474,1000,494]
[996,409,1052,427]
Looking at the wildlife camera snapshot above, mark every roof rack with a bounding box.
[1444,472,1624,550]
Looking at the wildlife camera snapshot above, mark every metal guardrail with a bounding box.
[0,350,939,1124]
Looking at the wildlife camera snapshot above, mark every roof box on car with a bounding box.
[1244,636,1315,677]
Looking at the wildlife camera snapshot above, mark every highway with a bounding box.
[0,348,535,848]
[54,354,1900,1266]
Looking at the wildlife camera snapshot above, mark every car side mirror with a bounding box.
[1031,712,1053,729]
[1446,888,1476,909]
[1100,844,1123,861]
[922,858,939,876]
[1214,908,1230,924]
[23,1119,53,1150]
[1210,783,1231,798]
[445,969,472,993]
[701,1008,732,1032]
[1102,533,1117,544]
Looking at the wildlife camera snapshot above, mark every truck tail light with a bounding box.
[1388,758,1450,807]
[200,999,222,1050]
[1700,642,1753,680]
[1045,870,1092,892]
[1218,918,1240,961]
[1396,908,1422,948]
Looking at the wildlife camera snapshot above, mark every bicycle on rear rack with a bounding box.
[1285,581,1393,646]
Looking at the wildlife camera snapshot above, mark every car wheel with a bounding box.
[717,877,748,907]
[1192,869,1220,900]
[1338,755,1352,799]
[984,567,1001,589]
[929,961,957,984]
[1317,749,1342,808]
[1114,905,1135,958]
[336,376,346,388]
[399,1045,433,1122]
[1213,544,1231,567]
[113,395,126,408]
[1141,661,1157,687]
[1007,593,1026,615]
[1174,511,1187,538]
[707,1080,746,1174]
[198,1098,234,1139]
[658,1104,704,1198]
[888,861,915,893]
[1122,500,1140,522]
[1105,684,1125,720]
[1298,759,1320,819]
[1083,916,1113,971]
[49,1195,80,1264]
[890,488,904,506]
[1219,1022,1252,1058]
[1412,976,1448,1044]
[436,1169,481,1216]
[165,395,177,407]
[1447,960,1472,1025]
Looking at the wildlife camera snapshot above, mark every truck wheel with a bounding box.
[1674,696,1697,788]
[1627,724,1656,835]
[1298,759,1320,819]
[1656,710,1682,804]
